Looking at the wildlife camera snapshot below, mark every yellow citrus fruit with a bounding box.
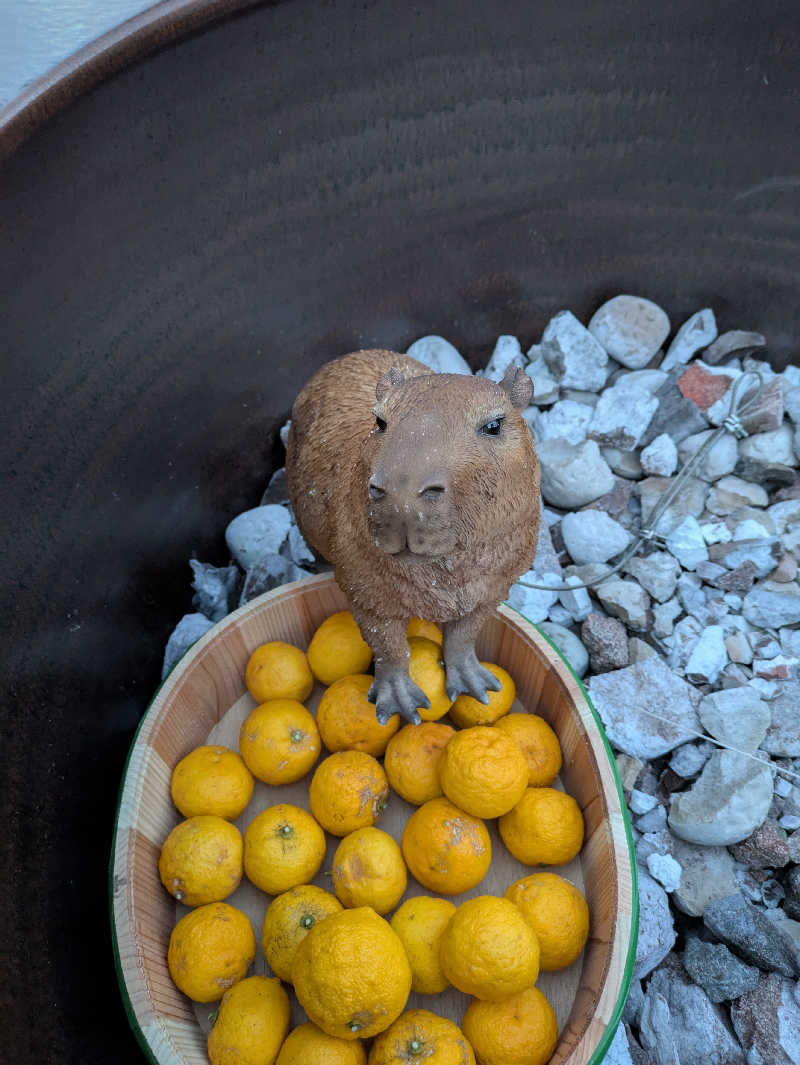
[307,611,373,685]
[368,1009,476,1065]
[401,797,491,895]
[499,787,584,866]
[407,618,443,645]
[332,827,407,914]
[168,902,256,1003]
[462,986,558,1065]
[292,907,412,1040]
[208,975,290,1065]
[408,637,452,721]
[317,674,401,756]
[505,872,590,971]
[439,895,540,1002]
[239,699,321,785]
[438,726,529,819]
[171,745,254,820]
[309,751,390,837]
[159,815,243,906]
[448,662,516,728]
[495,713,563,787]
[390,897,457,994]
[245,641,314,703]
[276,1022,367,1065]
[383,722,455,805]
[244,804,326,894]
[262,885,343,982]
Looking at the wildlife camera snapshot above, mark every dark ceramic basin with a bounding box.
[1,1,798,1060]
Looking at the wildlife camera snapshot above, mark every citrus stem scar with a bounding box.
[300,914,315,928]
[279,824,293,837]
[290,729,304,742]
[408,1039,424,1054]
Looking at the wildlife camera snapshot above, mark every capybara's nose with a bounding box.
[417,474,448,499]
[368,476,386,501]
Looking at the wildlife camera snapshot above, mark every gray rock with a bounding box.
[588,294,671,369]
[558,574,594,622]
[685,625,728,684]
[617,368,670,394]
[533,498,564,575]
[652,597,682,638]
[636,805,668,833]
[560,509,632,564]
[483,334,524,381]
[714,475,770,508]
[714,561,759,595]
[666,515,709,570]
[189,560,240,623]
[630,789,659,815]
[602,1022,636,1065]
[641,372,710,447]
[279,420,291,448]
[683,937,760,1002]
[731,972,800,1065]
[739,425,797,468]
[786,385,800,425]
[240,553,311,604]
[524,350,560,406]
[547,602,576,627]
[665,615,704,671]
[580,476,636,520]
[507,569,561,624]
[595,577,651,631]
[628,636,658,663]
[537,438,616,508]
[616,753,646,793]
[639,475,709,536]
[696,559,728,583]
[711,539,782,579]
[587,382,659,451]
[640,433,678,477]
[761,681,800,757]
[704,330,766,365]
[530,398,593,445]
[743,583,800,628]
[669,751,774,846]
[738,376,786,435]
[704,893,800,977]
[661,307,718,371]
[676,571,709,619]
[735,518,772,541]
[670,741,714,779]
[670,836,740,917]
[225,504,292,570]
[287,522,315,566]
[623,551,680,603]
[698,687,771,753]
[162,613,215,679]
[261,465,289,504]
[540,310,609,391]
[634,871,677,979]
[639,957,746,1065]
[602,446,645,479]
[537,621,589,678]
[647,852,682,892]
[582,612,630,673]
[588,654,701,759]
[406,334,472,374]
[678,429,739,482]
[701,519,733,542]
[786,867,800,921]
[765,910,800,952]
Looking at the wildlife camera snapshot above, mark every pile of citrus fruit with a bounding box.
[159,610,590,1065]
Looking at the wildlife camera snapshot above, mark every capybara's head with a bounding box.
[361,365,536,560]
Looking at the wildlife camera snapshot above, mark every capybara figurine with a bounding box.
[287,349,540,724]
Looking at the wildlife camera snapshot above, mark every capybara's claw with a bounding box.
[446,652,502,704]
[369,669,429,726]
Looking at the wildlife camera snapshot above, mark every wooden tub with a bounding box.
[111,572,637,1065]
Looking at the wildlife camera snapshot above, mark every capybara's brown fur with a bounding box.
[287,349,540,721]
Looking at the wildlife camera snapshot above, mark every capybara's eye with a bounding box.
[375,416,387,432]
[480,417,504,436]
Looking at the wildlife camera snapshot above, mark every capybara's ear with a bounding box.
[500,365,533,409]
[375,366,406,402]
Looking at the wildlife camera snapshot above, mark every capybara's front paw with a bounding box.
[369,665,430,726]
[445,648,503,704]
